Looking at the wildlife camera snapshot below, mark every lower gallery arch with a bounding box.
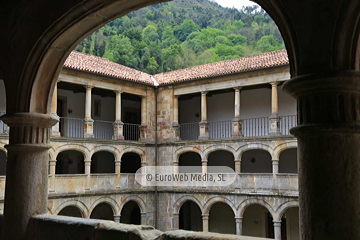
[58,206,83,218]
[179,201,203,231]
[0,150,6,175]
[241,149,272,173]
[280,207,300,240]
[179,152,202,173]
[90,202,114,220]
[121,152,141,173]
[120,201,141,225]
[279,148,298,173]
[91,151,115,174]
[243,204,280,238]
[208,150,235,171]
[56,150,85,174]
[209,202,235,234]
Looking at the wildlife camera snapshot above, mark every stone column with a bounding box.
[202,159,207,174]
[84,85,94,138]
[269,82,281,136]
[232,87,243,138]
[235,217,243,235]
[49,159,57,192]
[272,159,279,174]
[234,159,241,173]
[173,95,180,141]
[202,214,209,232]
[85,159,91,190]
[173,213,179,230]
[283,72,360,240]
[199,91,209,140]
[51,81,61,137]
[114,215,121,223]
[140,96,147,141]
[113,90,124,140]
[0,113,57,240]
[273,220,282,240]
[115,160,121,188]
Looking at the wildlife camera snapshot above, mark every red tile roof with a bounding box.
[64,49,289,86]
[63,51,154,85]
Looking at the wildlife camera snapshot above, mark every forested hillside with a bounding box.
[75,0,284,74]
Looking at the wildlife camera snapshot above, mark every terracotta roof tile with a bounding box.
[63,51,154,84]
[64,50,289,86]
[154,49,289,84]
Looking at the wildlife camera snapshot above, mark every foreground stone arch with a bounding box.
[273,141,297,159]
[53,200,89,218]
[238,198,275,218]
[120,195,147,214]
[173,195,203,214]
[236,143,274,160]
[203,196,236,216]
[89,197,120,216]
[203,145,236,160]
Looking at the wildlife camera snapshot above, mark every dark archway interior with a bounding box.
[178,152,202,173]
[56,150,85,174]
[241,149,272,173]
[121,152,141,173]
[120,201,141,225]
[279,148,298,173]
[58,206,83,218]
[208,150,235,171]
[0,150,6,175]
[90,202,114,220]
[209,202,235,234]
[179,201,202,231]
[91,151,115,174]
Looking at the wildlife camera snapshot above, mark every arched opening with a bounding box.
[282,207,300,240]
[178,152,202,173]
[243,204,276,238]
[0,150,6,176]
[58,206,83,218]
[121,152,141,173]
[279,148,298,174]
[179,201,202,231]
[241,149,272,173]
[91,151,115,174]
[56,150,85,174]
[120,201,141,225]
[209,202,235,234]
[208,150,235,171]
[90,202,114,220]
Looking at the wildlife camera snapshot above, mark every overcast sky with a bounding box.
[213,0,257,9]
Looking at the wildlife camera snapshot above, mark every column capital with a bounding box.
[235,217,243,222]
[84,85,94,90]
[114,90,122,94]
[202,214,209,219]
[201,91,208,95]
[270,81,279,87]
[233,86,242,90]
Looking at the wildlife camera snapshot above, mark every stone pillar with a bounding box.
[84,85,94,138]
[232,87,243,138]
[173,213,179,230]
[113,90,124,140]
[202,214,209,232]
[173,95,180,141]
[283,72,360,240]
[141,212,147,225]
[0,113,57,240]
[51,81,61,137]
[49,159,56,192]
[85,159,91,190]
[272,159,279,174]
[199,91,209,140]
[273,220,282,240]
[202,159,207,174]
[114,215,121,223]
[234,159,241,173]
[173,161,179,174]
[140,96,147,141]
[235,217,243,235]
[269,82,281,136]
[115,160,121,188]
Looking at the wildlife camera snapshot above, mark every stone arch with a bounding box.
[173,195,203,214]
[203,145,236,160]
[53,200,89,218]
[91,145,120,162]
[55,144,90,160]
[175,146,202,162]
[203,196,236,216]
[275,200,299,220]
[89,197,120,216]
[273,141,298,159]
[236,143,274,160]
[120,147,145,162]
[49,148,56,161]
[120,195,146,214]
[238,198,275,219]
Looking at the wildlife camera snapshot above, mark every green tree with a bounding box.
[174,19,199,42]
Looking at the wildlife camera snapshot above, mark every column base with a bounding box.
[198,121,209,140]
[231,118,243,138]
[173,122,181,141]
[83,119,94,139]
[113,121,124,140]
[269,114,281,136]
[140,124,147,141]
